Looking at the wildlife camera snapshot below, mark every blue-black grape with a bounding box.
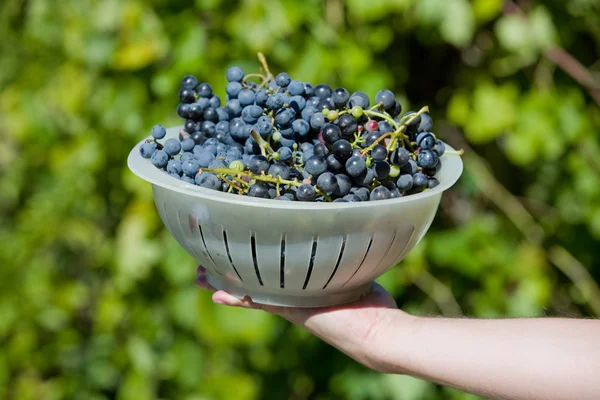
[345,156,367,177]
[316,172,338,193]
[181,75,199,89]
[226,81,243,98]
[332,139,353,161]
[313,142,328,157]
[197,152,215,168]
[322,124,342,144]
[314,84,332,99]
[310,112,326,130]
[369,186,391,201]
[396,174,413,191]
[333,174,352,196]
[371,145,388,161]
[140,142,157,158]
[412,172,428,189]
[348,91,370,109]
[305,155,327,177]
[163,138,182,156]
[167,159,183,175]
[249,155,269,174]
[352,187,370,202]
[332,88,350,108]
[375,89,395,109]
[196,82,212,98]
[226,66,244,82]
[288,80,304,96]
[179,88,196,103]
[268,162,291,180]
[427,177,440,189]
[275,72,291,88]
[326,154,343,172]
[418,113,433,133]
[391,147,410,167]
[417,150,439,169]
[292,119,310,138]
[238,89,255,106]
[372,160,390,179]
[195,172,221,190]
[433,140,445,156]
[151,124,167,139]
[296,184,316,201]
[151,150,169,169]
[336,114,358,137]
[201,120,216,136]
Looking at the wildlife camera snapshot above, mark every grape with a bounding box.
[303,82,314,96]
[378,121,394,133]
[296,184,316,201]
[322,124,342,144]
[191,131,206,145]
[177,103,190,119]
[352,187,370,202]
[314,84,332,99]
[418,113,433,133]
[196,82,212,98]
[209,95,221,108]
[370,186,391,201]
[289,95,306,112]
[268,162,291,179]
[238,89,255,106]
[412,172,428,189]
[348,92,369,109]
[301,106,316,122]
[255,89,268,107]
[427,177,440,189]
[195,172,221,190]
[151,124,167,139]
[326,154,343,172]
[417,150,439,169]
[275,72,291,87]
[242,105,263,124]
[313,142,328,157]
[267,93,285,110]
[345,156,367,177]
[352,148,363,158]
[336,114,358,137]
[164,138,182,156]
[167,159,183,175]
[203,107,219,123]
[181,75,198,88]
[179,88,196,103]
[288,80,304,96]
[150,150,169,169]
[292,119,310,137]
[305,155,327,177]
[332,139,353,161]
[226,81,243,98]
[333,174,352,196]
[355,168,375,187]
[226,99,242,117]
[434,140,446,156]
[207,159,227,169]
[249,155,269,174]
[197,152,215,167]
[140,142,157,158]
[375,89,395,109]
[332,88,350,108]
[279,125,295,139]
[188,103,204,120]
[371,145,388,161]
[310,112,326,130]
[372,160,391,179]
[391,147,410,167]
[277,147,292,162]
[365,120,379,132]
[389,101,402,117]
[182,176,195,184]
[307,97,321,109]
[201,121,216,136]
[416,132,435,150]
[275,108,294,126]
[401,158,418,175]
[363,131,382,147]
[184,120,197,133]
[226,66,244,82]
[396,174,413,191]
[316,172,338,193]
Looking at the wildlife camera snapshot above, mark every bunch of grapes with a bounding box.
[139,53,460,202]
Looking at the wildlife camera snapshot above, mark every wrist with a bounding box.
[368,309,422,374]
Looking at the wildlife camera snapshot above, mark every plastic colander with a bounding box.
[128,126,463,307]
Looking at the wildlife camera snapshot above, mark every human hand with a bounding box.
[196,266,408,371]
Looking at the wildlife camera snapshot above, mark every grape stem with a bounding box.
[257,52,275,89]
[446,149,465,155]
[360,106,429,156]
[202,167,303,188]
[243,73,267,83]
[250,129,275,158]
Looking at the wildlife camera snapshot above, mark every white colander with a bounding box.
[128,126,463,307]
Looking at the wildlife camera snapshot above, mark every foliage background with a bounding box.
[1,0,600,399]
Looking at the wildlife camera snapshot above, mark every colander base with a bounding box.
[205,273,373,308]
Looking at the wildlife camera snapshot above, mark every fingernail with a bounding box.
[213,299,225,305]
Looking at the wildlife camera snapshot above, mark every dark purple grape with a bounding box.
[390,147,411,167]
[314,84,332,99]
[248,183,270,198]
[177,103,190,119]
[389,101,402,118]
[317,172,338,193]
[322,124,342,144]
[352,187,370,201]
[396,174,413,191]
[196,82,212,98]
[336,114,358,137]
[313,142,329,157]
[179,88,196,103]
[268,162,291,180]
[327,154,344,172]
[412,172,428,189]
[427,177,440,189]
[372,160,390,179]
[181,75,198,89]
[333,174,352,196]
[369,186,391,201]
[249,155,269,174]
[332,88,350,108]
[203,107,219,123]
[275,72,291,88]
[433,140,446,156]
[305,155,327,177]
[418,113,433,133]
[332,139,353,161]
[371,145,388,161]
[417,150,439,169]
[345,156,367,177]
[297,184,316,201]
[375,89,395,109]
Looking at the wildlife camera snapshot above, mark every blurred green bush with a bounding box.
[1,0,599,399]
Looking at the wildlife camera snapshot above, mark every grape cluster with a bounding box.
[139,53,457,202]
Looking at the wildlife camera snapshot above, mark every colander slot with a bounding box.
[322,235,347,289]
[302,238,318,290]
[342,236,373,287]
[280,237,286,289]
[198,224,218,270]
[222,230,243,282]
[250,234,264,286]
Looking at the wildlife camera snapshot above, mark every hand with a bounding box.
[196,266,408,371]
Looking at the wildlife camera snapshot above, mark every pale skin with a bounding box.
[196,267,600,400]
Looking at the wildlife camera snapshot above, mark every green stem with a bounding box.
[202,167,303,188]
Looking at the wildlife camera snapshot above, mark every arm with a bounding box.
[196,268,600,400]
[375,312,600,400]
